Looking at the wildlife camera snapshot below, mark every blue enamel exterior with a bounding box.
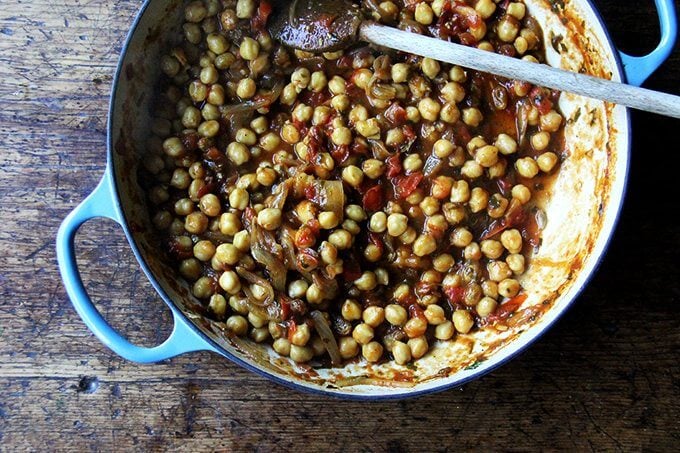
[55,164,217,363]
[55,0,677,399]
[620,0,677,87]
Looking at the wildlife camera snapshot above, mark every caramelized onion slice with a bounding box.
[249,223,288,292]
[310,310,343,366]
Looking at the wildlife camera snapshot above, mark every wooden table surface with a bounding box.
[1,0,679,450]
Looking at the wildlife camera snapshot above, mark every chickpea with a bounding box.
[508,3,526,20]
[386,213,408,237]
[441,81,466,104]
[355,118,381,138]
[431,176,454,200]
[305,283,323,304]
[452,309,474,334]
[464,243,482,262]
[273,338,291,356]
[408,336,429,359]
[292,103,313,123]
[338,337,359,359]
[236,77,256,98]
[512,184,532,204]
[475,145,499,167]
[369,212,387,233]
[362,159,385,179]
[163,137,185,157]
[290,345,313,363]
[514,36,529,54]
[499,278,521,298]
[495,133,518,155]
[363,306,385,327]
[469,187,489,213]
[226,315,248,336]
[506,253,526,274]
[362,341,384,362]
[355,271,378,291]
[406,106,421,122]
[391,63,410,83]
[309,71,327,92]
[537,152,559,172]
[541,110,563,132]
[198,193,220,217]
[257,207,282,230]
[215,243,240,266]
[281,123,300,144]
[432,139,454,159]
[450,180,471,203]
[498,15,520,42]
[239,37,259,60]
[477,297,498,317]
[462,107,483,126]
[432,321,453,341]
[342,299,363,321]
[352,323,375,345]
[475,0,496,19]
[331,94,350,112]
[531,131,551,151]
[515,157,540,178]
[421,57,440,79]
[488,260,513,282]
[184,211,208,234]
[392,341,411,365]
[290,323,311,346]
[229,188,249,210]
[403,154,423,172]
[342,165,364,187]
[328,229,353,249]
[500,229,523,254]
[418,98,441,121]
[415,2,434,24]
[191,240,215,263]
[233,230,250,252]
[236,0,255,18]
[179,258,202,281]
[219,270,241,295]
[440,103,460,123]
[413,234,437,256]
[424,304,447,325]
[226,142,249,166]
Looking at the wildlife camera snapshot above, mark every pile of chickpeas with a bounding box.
[143,0,565,366]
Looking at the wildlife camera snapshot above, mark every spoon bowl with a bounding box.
[268,0,362,52]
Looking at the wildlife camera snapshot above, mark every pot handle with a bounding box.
[56,170,217,363]
[619,0,677,87]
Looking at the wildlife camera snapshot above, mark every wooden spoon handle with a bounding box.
[360,22,680,119]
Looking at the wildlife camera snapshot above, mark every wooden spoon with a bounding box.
[269,0,680,119]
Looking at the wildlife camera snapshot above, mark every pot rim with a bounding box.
[104,0,631,400]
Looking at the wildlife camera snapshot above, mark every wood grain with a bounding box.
[0,0,678,451]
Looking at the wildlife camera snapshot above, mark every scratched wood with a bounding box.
[0,0,679,451]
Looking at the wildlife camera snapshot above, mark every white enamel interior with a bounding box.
[109,0,629,398]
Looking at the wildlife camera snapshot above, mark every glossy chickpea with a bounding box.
[363,306,385,327]
[515,157,540,178]
[362,341,384,362]
[476,297,498,317]
[499,278,521,298]
[537,152,559,172]
[418,98,441,121]
[352,323,375,345]
[392,341,411,365]
[226,315,248,336]
[452,309,474,334]
[506,253,526,274]
[531,131,551,151]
